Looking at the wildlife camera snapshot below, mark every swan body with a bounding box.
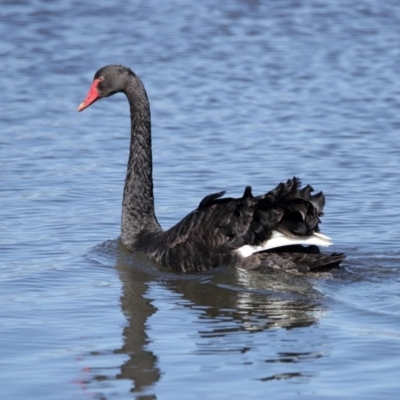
[78,65,345,273]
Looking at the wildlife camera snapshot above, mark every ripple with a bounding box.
[2,0,400,399]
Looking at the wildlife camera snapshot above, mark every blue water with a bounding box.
[2,0,400,398]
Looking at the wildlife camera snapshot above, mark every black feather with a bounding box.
[198,191,226,209]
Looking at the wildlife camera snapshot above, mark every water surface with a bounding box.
[1,1,400,399]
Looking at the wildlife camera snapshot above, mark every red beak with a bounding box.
[78,78,101,112]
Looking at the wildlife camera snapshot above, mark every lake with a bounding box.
[1,0,400,399]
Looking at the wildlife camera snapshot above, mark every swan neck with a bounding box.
[121,77,161,249]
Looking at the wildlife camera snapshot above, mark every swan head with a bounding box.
[78,65,134,112]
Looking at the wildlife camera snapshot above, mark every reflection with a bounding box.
[92,240,329,396]
[115,247,161,400]
[88,239,161,399]
[160,267,324,337]
[258,372,312,382]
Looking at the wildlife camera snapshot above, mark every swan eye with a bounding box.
[98,76,104,82]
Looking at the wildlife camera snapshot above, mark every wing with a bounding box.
[152,177,332,271]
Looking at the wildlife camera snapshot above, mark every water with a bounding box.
[1,0,400,398]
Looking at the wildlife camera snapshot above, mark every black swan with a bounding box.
[78,65,345,273]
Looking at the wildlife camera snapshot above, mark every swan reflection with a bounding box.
[99,240,328,396]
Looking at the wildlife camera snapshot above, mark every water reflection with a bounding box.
[115,269,160,398]
[163,267,322,336]
[102,240,327,395]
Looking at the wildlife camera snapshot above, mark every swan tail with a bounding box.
[217,177,329,252]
